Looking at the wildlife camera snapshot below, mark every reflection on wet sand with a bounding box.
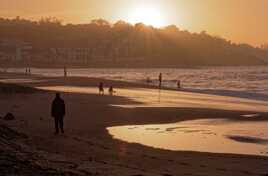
[108,119,268,156]
[37,86,268,112]
[0,78,46,84]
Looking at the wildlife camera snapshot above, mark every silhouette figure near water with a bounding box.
[109,86,115,96]
[51,93,66,134]
[158,73,162,88]
[177,80,181,89]
[99,82,104,95]
[25,67,31,75]
[64,66,67,77]
[25,68,29,75]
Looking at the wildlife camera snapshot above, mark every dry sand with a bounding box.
[0,72,268,176]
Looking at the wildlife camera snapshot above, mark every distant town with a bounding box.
[0,38,144,68]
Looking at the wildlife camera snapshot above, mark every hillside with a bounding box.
[0,17,268,67]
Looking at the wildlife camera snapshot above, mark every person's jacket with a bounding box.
[51,97,65,117]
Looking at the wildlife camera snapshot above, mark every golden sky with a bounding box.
[1,0,268,46]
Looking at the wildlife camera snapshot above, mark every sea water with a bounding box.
[2,66,268,100]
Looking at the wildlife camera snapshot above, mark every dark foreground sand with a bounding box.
[0,72,268,176]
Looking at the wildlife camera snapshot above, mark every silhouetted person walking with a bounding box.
[158,73,162,88]
[51,93,66,134]
[109,86,115,96]
[177,80,181,89]
[64,66,67,77]
[99,82,104,95]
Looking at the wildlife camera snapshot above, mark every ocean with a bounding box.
[1,66,268,100]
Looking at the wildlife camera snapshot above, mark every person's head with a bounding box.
[56,93,60,98]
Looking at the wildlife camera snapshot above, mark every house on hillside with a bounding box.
[50,48,92,64]
[0,39,32,62]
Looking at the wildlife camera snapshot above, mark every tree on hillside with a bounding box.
[0,17,267,66]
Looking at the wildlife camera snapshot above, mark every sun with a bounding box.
[127,6,166,27]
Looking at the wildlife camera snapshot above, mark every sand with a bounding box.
[0,72,268,176]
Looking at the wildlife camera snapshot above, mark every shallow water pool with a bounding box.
[108,119,268,156]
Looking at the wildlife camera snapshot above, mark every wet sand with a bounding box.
[1,72,268,176]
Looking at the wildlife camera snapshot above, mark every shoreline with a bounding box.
[1,72,268,175]
[2,65,268,70]
[2,69,268,102]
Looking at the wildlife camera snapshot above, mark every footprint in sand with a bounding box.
[165,126,190,132]
[146,128,160,131]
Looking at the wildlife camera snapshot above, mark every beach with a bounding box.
[1,72,268,176]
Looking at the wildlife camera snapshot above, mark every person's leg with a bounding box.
[59,116,64,133]
[54,117,59,134]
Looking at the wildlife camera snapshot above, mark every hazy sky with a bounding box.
[1,0,268,46]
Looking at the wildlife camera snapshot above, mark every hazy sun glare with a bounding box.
[0,0,268,45]
[127,6,166,27]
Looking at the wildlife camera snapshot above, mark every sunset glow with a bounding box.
[127,6,166,27]
[0,0,268,45]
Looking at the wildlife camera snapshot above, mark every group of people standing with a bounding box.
[25,67,31,75]
[50,72,182,135]
[99,82,115,96]
[59,68,182,90]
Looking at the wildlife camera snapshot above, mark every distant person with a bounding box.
[108,86,115,96]
[64,66,67,77]
[177,80,181,89]
[99,82,104,95]
[158,73,162,88]
[51,93,66,134]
